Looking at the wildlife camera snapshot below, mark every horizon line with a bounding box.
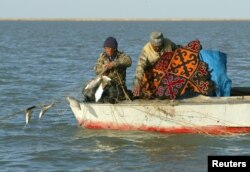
[0,18,250,22]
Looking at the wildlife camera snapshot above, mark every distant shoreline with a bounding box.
[0,18,250,22]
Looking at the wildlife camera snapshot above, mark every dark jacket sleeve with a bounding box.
[95,54,106,75]
[113,52,132,68]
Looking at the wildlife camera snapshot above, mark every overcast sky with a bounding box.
[0,0,249,19]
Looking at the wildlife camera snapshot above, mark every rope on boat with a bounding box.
[114,71,132,102]
[149,106,213,135]
[142,104,238,135]
[177,110,240,126]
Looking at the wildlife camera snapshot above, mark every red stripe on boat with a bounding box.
[79,120,250,135]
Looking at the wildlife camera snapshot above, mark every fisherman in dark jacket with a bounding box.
[95,37,132,103]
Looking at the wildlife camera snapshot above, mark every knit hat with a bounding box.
[103,37,118,49]
[150,32,164,46]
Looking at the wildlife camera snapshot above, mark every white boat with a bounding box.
[67,88,250,135]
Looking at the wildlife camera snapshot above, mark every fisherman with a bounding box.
[133,32,179,97]
[94,36,132,103]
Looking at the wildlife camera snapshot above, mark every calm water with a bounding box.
[0,21,250,171]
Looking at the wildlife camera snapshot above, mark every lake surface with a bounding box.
[0,21,250,171]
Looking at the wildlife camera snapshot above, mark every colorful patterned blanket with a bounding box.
[140,40,215,99]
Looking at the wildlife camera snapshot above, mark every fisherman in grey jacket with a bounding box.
[133,32,178,97]
[95,37,132,102]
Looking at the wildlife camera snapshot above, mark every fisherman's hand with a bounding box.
[133,86,140,97]
[106,62,115,70]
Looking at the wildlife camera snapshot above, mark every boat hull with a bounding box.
[67,96,250,134]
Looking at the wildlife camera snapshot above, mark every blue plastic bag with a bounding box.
[200,50,232,96]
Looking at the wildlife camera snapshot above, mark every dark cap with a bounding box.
[103,37,118,49]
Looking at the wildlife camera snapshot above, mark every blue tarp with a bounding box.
[200,50,232,96]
